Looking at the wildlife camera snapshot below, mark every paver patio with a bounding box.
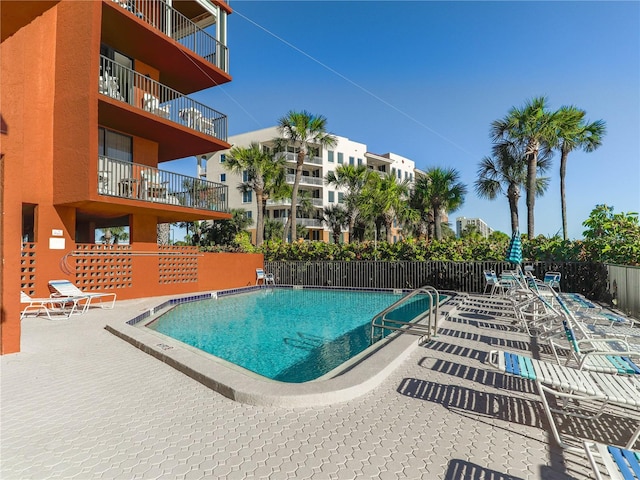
[1,293,624,479]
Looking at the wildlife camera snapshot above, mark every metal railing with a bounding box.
[99,55,228,141]
[264,261,612,300]
[285,174,323,186]
[111,0,229,73]
[267,198,323,207]
[370,286,441,343]
[98,156,228,212]
[271,217,322,227]
[607,264,640,319]
[277,152,323,166]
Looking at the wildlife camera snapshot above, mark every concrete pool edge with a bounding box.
[105,288,457,408]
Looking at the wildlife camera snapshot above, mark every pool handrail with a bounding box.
[370,285,440,342]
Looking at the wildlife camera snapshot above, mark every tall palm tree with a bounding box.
[555,106,606,240]
[408,175,435,240]
[224,142,285,246]
[491,96,558,239]
[423,167,467,241]
[276,110,337,241]
[325,164,370,242]
[322,205,348,243]
[475,141,551,235]
[361,173,410,243]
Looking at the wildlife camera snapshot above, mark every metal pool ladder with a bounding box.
[370,286,441,343]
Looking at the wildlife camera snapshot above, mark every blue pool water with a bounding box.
[147,288,436,383]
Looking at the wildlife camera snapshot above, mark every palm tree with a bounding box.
[322,205,348,243]
[491,96,558,239]
[325,164,370,242]
[423,167,467,241]
[408,175,435,240]
[555,106,606,240]
[361,173,410,243]
[224,142,285,246]
[475,141,551,235]
[276,110,337,241]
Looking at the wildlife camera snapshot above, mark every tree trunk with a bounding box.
[255,190,264,246]
[526,141,539,239]
[433,207,442,241]
[507,184,520,235]
[289,151,305,242]
[560,148,569,241]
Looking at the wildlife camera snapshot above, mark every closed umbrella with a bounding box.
[505,231,523,265]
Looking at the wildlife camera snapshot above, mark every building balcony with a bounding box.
[100,56,226,140]
[277,152,323,166]
[272,217,323,228]
[108,0,229,74]
[98,156,228,213]
[285,174,323,187]
[266,198,323,208]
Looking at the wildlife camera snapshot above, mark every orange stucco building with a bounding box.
[1,0,262,354]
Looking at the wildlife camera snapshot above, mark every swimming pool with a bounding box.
[145,288,434,383]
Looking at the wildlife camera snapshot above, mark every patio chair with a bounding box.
[256,268,275,286]
[48,280,116,312]
[488,349,640,451]
[543,271,562,292]
[583,441,640,480]
[142,93,170,119]
[140,169,168,201]
[20,291,85,319]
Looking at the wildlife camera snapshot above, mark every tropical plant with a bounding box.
[276,110,337,241]
[325,164,370,242]
[408,175,435,240]
[224,142,286,246]
[423,167,467,241]
[491,96,559,239]
[582,204,640,265]
[322,204,348,243]
[99,226,129,245]
[555,106,606,240]
[203,209,252,246]
[361,172,410,242]
[475,141,551,235]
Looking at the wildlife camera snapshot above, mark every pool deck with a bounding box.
[1,292,629,479]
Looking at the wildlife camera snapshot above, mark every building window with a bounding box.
[328,150,334,163]
[220,154,226,163]
[98,127,132,161]
[245,211,252,219]
[397,169,402,179]
[242,170,249,182]
[357,158,363,166]
[338,192,344,204]
[242,191,252,203]
[391,168,396,176]
[410,173,413,181]
[349,156,354,165]
[220,173,226,182]
[337,152,344,164]
[328,191,335,203]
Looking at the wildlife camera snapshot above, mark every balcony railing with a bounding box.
[267,198,323,207]
[111,0,228,73]
[99,56,227,141]
[272,217,323,228]
[98,156,228,212]
[278,152,323,166]
[285,174,323,186]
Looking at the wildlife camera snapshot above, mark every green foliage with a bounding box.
[581,205,640,265]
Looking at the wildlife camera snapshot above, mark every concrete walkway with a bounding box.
[1,295,603,479]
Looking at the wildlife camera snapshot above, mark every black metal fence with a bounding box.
[265,261,610,301]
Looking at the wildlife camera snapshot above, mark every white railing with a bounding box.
[111,0,229,73]
[285,174,323,186]
[99,56,227,141]
[277,152,323,166]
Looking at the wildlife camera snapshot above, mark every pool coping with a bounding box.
[106,286,455,408]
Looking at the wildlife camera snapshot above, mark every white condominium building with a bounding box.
[203,127,417,243]
[456,217,495,238]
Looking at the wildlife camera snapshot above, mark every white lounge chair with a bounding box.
[48,280,116,312]
[20,291,85,319]
[142,93,170,119]
[488,349,640,451]
[583,441,640,480]
[256,268,275,286]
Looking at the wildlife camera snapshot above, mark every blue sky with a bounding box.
[170,1,640,239]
